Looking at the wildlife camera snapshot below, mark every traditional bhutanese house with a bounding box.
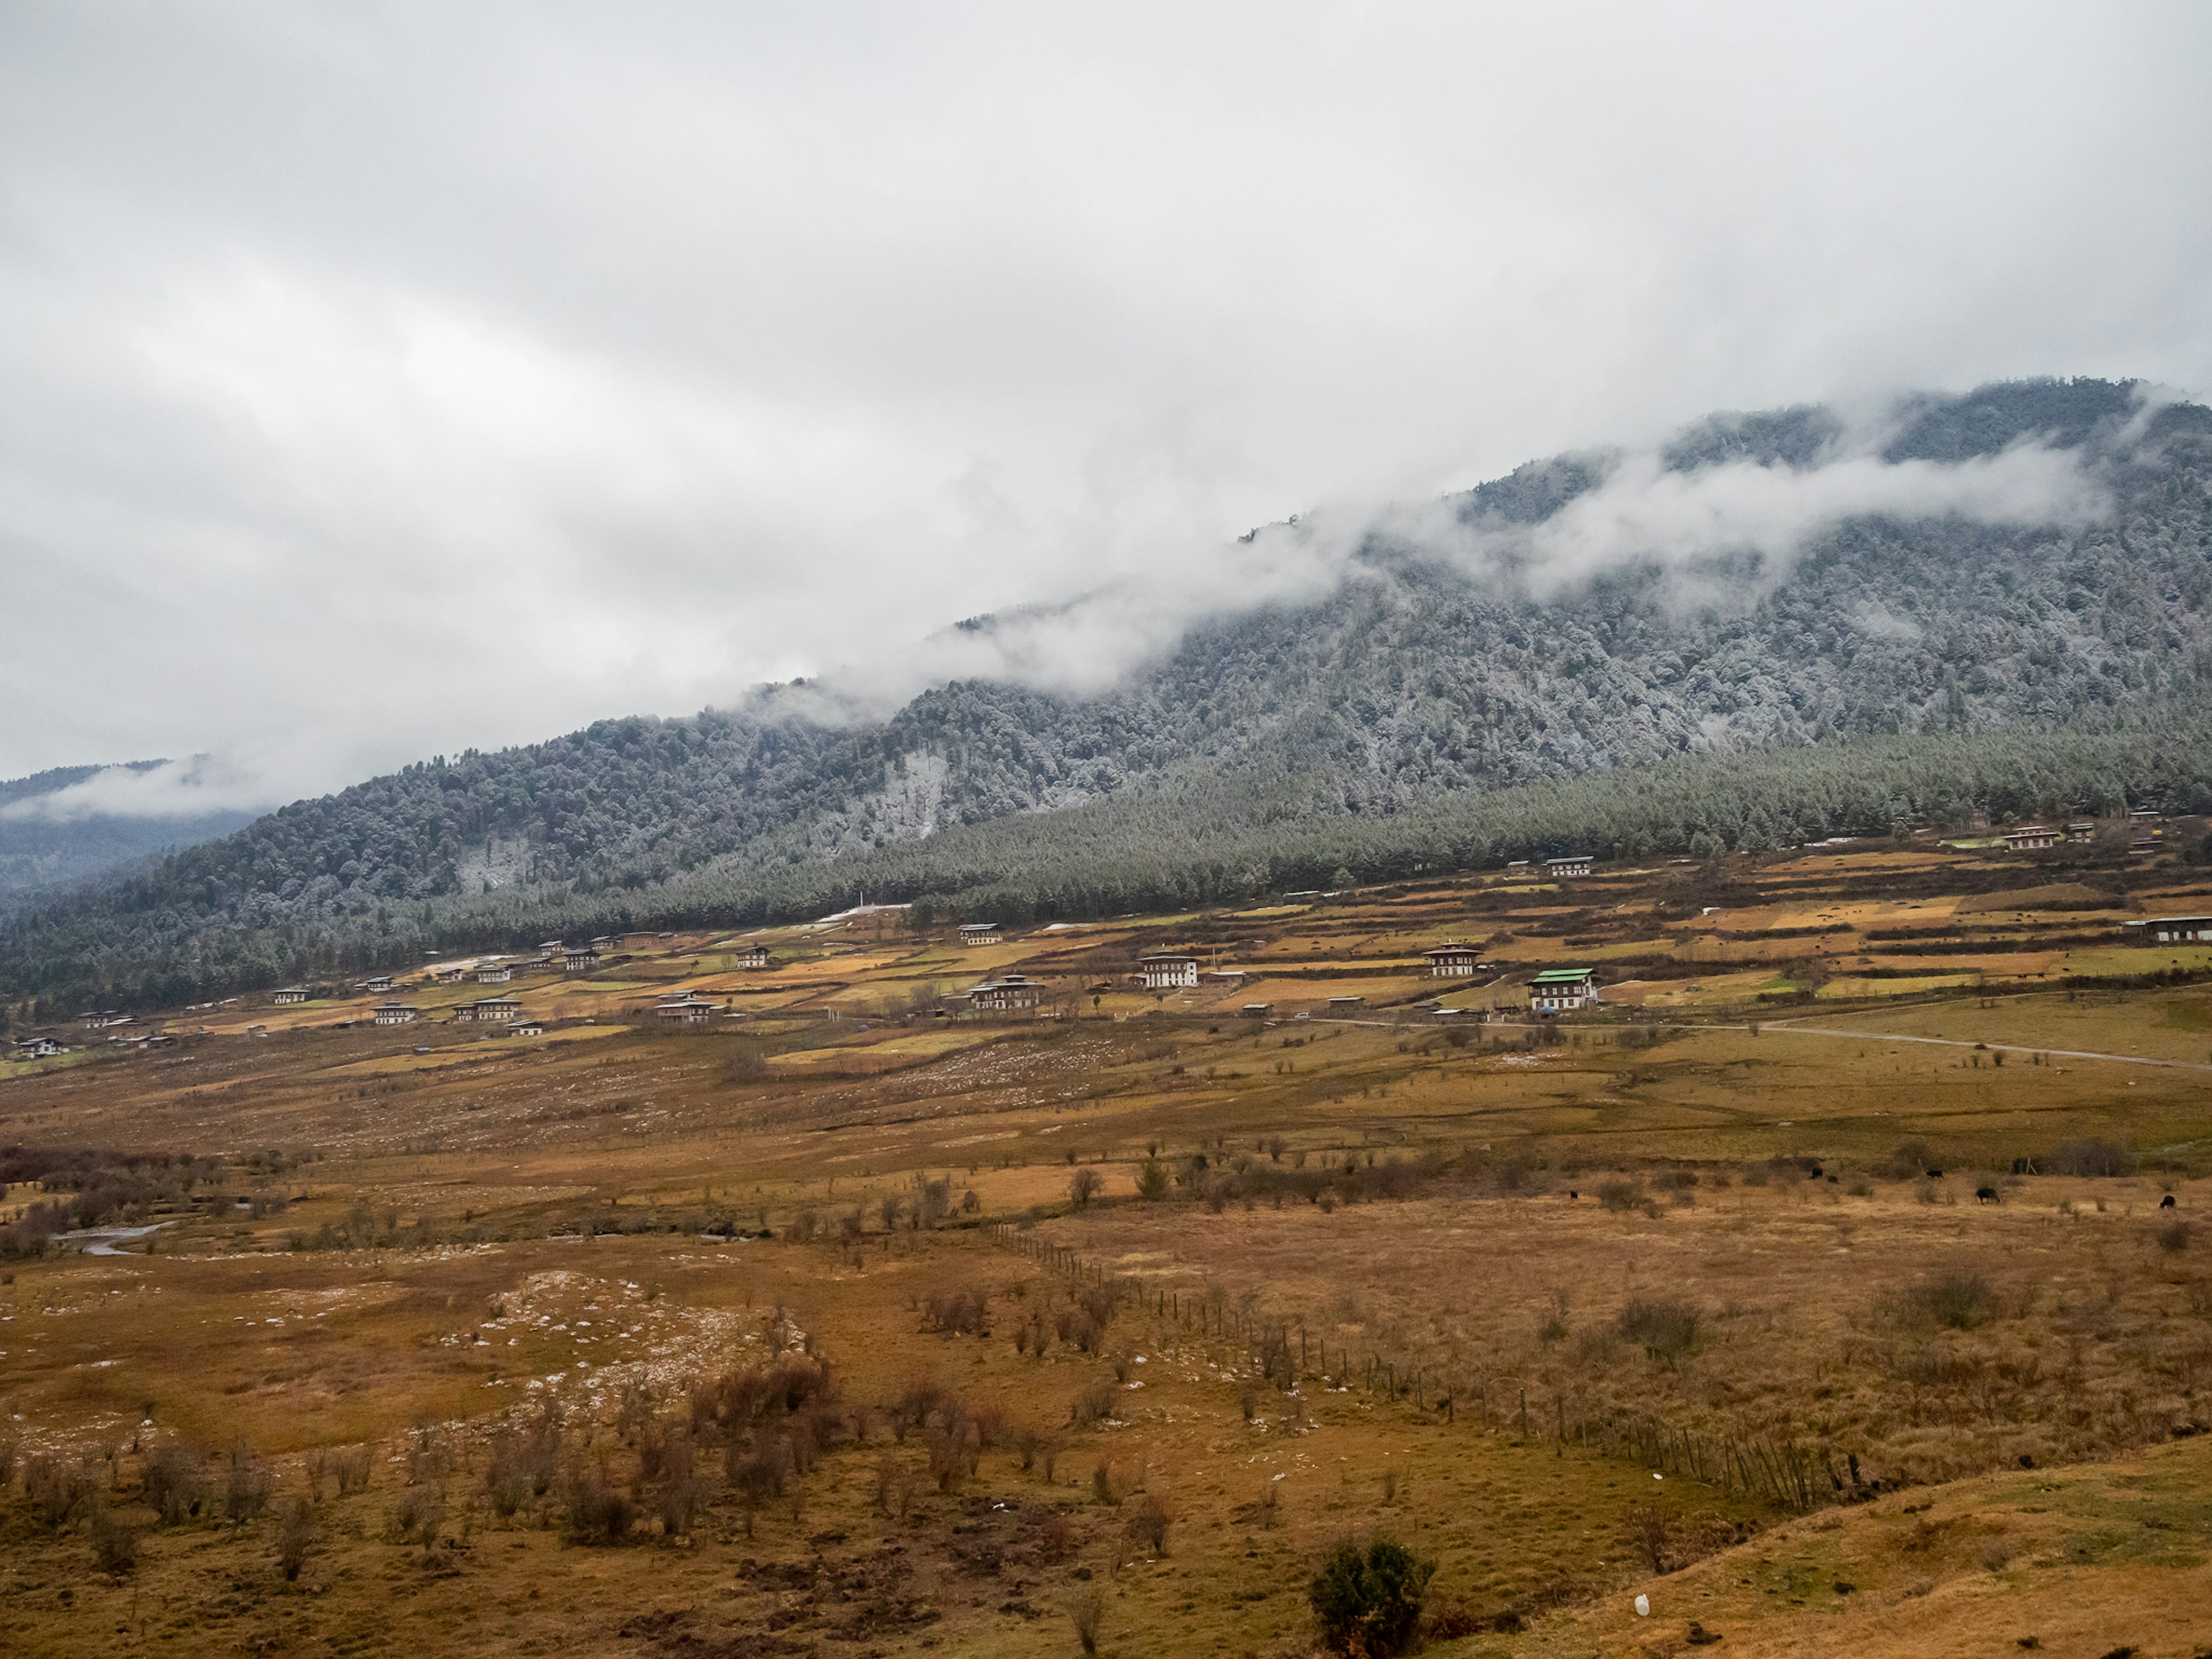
[654,996,721,1025]
[2066,820,2098,836]
[1528,968,1599,1015]
[1544,854,1594,878]
[372,1002,419,1027]
[363,975,394,993]
[561,946,601,972]
[2003,826,2058,851]
[79,1009,128,1028]
[1137,953,1199,990]
[473,997,522,1023]
[969,974,1044,1014]
[476,964,513,983]
[1325,995,1364,1010]
[735,944,771,969]
[1240,1003,1273,1017]
[2130,838,2158,857]
[11,1035,65,1059]
[539,940,563,952]
[2129,808,2161,821]
[958,923,999,947]
[1423,942,1483,978]
[513,1021,546,1037]
[2124,915,2212,945]
[433,967,468,985]
[271,987,310,1005]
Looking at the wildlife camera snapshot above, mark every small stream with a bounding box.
[53,1221,175,1256]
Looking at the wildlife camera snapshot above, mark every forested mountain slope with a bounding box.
[7,377,2211,1007]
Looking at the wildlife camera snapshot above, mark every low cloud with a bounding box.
[0,755,276,822]
[903,433,2114,694]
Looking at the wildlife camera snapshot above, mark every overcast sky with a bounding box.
[3,2,2209,812]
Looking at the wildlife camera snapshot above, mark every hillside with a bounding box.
[6,377,2212,1008]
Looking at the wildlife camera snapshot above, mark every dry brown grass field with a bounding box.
[3,840,2211,1657]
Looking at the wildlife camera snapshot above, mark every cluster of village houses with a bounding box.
[11,821,2209,1063]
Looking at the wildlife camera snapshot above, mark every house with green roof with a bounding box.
[1528,967,1597,1016]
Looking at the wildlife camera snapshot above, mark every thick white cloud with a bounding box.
[1,2,2207,808]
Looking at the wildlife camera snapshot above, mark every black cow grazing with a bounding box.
[1926,1168,1945,1179]
[1976,1187,1998,1204]
[2162,1194,2178,1209]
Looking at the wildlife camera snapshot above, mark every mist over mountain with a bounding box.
[7,377,2212,1008]
[0,762,258,899]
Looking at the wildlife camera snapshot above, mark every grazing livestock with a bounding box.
[2162,1194,2178,1209]
[1976,1186,1998,1204]
[1926,1168,1945,1179]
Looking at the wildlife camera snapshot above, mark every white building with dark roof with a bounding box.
[1137,953,1199,990]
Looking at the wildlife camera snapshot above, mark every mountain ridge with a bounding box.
[6,376,2210,1009]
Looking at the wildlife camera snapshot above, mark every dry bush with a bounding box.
[389,1483,445,1547]
[1123,1493,1171,1555]
[1424,1597,1482,1641]
[1902,1271,1997,1331]
[559,1460,637,1543]
[928,1426,974,1492]
[1039,1509,1075,1559]
[90,1498,140,1575]
[1069,1168,1103,1209]
[276,1494,317,1581]
[2050,1138,2131,1177]
[486,1408,563,1516]
[727,1434,796,1508]
[1622,1501,1674,1571]
[224,1444,273,1524]
[1065,1584,1105,1654]
[1071,1381,1118,1427]
[0,1425,18,1490]
[1616,1296,1701,1366]
[143,1440,207,1524]
[923,1285,990,1335]
[1596,1179,1648,1213]
[25,1452,90,1529]
[332,1446,374,1497]
[1238,1381,1259,1422]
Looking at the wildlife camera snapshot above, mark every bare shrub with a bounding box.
[1978,1535,2015,1572]
[1596,1179,1647,1213]
[1071,1381,1118,1426]
[90,1498,140,1575]
[1238,1381,1259,1422]
[1039,1509,1075,1558]
[1069,1168,1103,1209]
[1622,1501,1674,1571]
[276,1494,317,1581]
[1124,1493,1171,1555]
[25,1452,90,1528]
[1065,1584,1105,1654]
[1617,1296,1701,1365]
[559,1460,637,1543]
[389,1484,445,1547]
[332,1446,374,1496]
[1907,1272,1995,1331]
[486,1408,563,1515]
[2051,1139,2130,1177]
[922,1285,990,1335]
[224,1443,274,1524]
[144,1440,207,1524]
